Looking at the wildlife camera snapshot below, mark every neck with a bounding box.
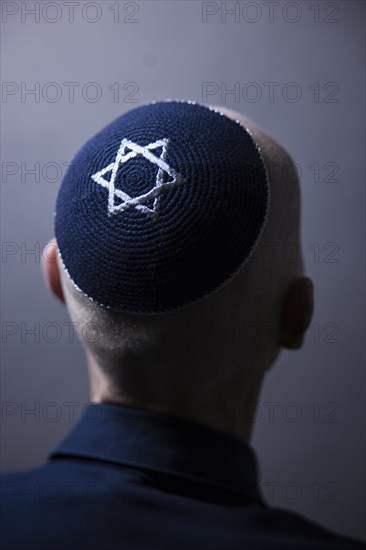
[86,351,264,444]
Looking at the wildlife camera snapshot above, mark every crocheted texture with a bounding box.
[55,101,269,314]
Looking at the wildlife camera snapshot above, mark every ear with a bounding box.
[278,276,314,350]
[41,239,65,304]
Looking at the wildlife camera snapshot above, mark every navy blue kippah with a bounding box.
[55,101,269,314]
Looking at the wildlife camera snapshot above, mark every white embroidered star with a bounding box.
[91,138,184,218]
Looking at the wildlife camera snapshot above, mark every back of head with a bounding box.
[53,101,307,431]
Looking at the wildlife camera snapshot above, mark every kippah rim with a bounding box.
[56,100,270,316]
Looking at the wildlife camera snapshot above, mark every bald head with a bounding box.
[44,105,313,440]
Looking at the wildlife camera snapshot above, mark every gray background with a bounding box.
[1,0,365,541]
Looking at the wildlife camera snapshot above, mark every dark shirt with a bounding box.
[1,403,364,549]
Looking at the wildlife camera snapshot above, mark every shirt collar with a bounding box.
[49,402,263,504]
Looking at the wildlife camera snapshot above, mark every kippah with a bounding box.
[55,100,269,314]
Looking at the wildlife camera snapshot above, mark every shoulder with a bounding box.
[1,459,108,506]
[1,465,365,550]
[258,505,366,549]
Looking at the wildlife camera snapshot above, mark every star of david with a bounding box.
[91,138,184,218]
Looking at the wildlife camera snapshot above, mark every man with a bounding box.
[1,101,364,548]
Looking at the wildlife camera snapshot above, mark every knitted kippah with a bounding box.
[55,100,270,314]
